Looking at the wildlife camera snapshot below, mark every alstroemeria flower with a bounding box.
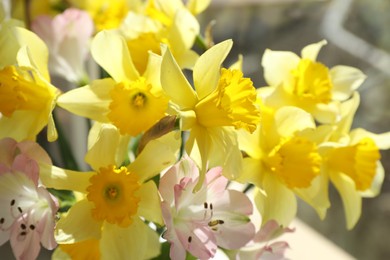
[319,93,390,229]
[0,22,60,142]
[234,220,294,260]
[237,105,329,226]
[39,124,180,259]
[57,30,169,136]
[31,8,94,85]
[260,40,366,123]
[0,138,58,260]
[161,40,260,190]
[160,156,255,260]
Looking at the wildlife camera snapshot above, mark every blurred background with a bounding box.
[199,0,390,259]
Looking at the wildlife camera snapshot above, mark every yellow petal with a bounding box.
[254,174,297,227]
[57,78,113,122]
[294,170,330,220]
[142,52,162,88]
[300,40,327,61]
[186,0,211,14]
[350,128,390,150]
[193,39,232,100]
[91,30,139,82]
[56,199,101,243]
[274,106,315,137]
[39,163,94,193]
[330,65,366,101]
[161,46,197,109]
[169,8,199,52]
[13,27,50,80]
[0,110,44,141]
[137,180,163,225]
[236,157,263,187]
[100,218,160,260]
[128,131,180,183]
[85,124,121,170]
[330,170,361,230]
[261,49,300,86]
[237,127,262,159]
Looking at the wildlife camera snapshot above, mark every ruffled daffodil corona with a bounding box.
[57,30,169,136]
[38,124,181,259]
[260,40,366,124]
[161,40,260,191]
[237,105,329,227]
[0,23,60,142]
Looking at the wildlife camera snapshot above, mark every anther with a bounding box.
[210,203,213,210]
[17,207,22,213]
[20,231,26,236]
[10,199,15,206]
[21,224,26,230]
[0,218,4,224]
[204,202,208,209]
[29,224,35,230]
[188,236,192,243]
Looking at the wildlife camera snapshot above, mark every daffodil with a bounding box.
[161,40,260,190]
[237,104,330,226]
[319,93,390,229]
[31,8,94,85]
[0,138,58,260]
[119,0,200,72]
[57,30,169,136]
[39,124,180,259]
[67,0,141,31]
[159,155,255,259]
[260,40,366,123]
[0,22,60,142]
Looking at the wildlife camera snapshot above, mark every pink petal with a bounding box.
[10,219,41,260]
[254,220,295,243]
[0,138,17,168]
[12,154,40,186]
[16,140,52,165]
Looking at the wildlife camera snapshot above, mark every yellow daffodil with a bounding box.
[39,124,180,259]
[57,30,169,136]
[119,0,200,72]
[260,40,366,123]
[161,40,260,191]
[319,93,390,229]
[67,0,144,31]
[0,22,60,141]
[237,104,330,227]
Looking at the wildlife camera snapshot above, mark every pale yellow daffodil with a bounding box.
[161,40,260,191]
[57,30,169,136]
[120,0,200,73]
[260,40,366,124]
[39,123,180,259]
[319,92,390,229]
[0,22,60,142]
[237,104,330,227]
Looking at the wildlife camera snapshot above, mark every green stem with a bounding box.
[53,110,80,171]
[195,34,208,52]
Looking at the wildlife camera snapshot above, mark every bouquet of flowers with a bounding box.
[0,0,389,259]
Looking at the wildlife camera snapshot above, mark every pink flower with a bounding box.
[31,8,94,84]
[0,138,58,260]
[159,156,255,260]
[235,220,294,260]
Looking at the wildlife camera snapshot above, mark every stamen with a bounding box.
[10,199,15,206]
[204,202,208,209]
[29,224,35,230]
[21,223,26,229]
[0,218,4,224]
[17,207,23,214]
[188,236,192,243]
